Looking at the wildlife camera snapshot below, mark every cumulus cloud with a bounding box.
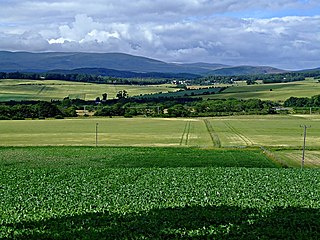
[0,0,320,69]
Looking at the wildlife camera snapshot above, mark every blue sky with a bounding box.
[0,0,319,70]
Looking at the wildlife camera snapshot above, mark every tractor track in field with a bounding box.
[203,119,221,147]
[36,85,46,95]
[224,122,254,146]
[180,121,191,146]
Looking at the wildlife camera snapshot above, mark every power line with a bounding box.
[95,122,99,147]
[300,125,311,169]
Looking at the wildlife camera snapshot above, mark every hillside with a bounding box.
[48,68,201,79]
[0,51,287,76]
[0,51,208,74]
[207,66,286,76]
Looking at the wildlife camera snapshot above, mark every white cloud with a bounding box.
[0,1,320,69]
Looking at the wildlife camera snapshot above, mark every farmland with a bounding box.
[1,78,320,103]
[1,100,320,238]
[0,79,178,101]
[202,78,320,102]
[0,115,319,167]
[0,146,319,239]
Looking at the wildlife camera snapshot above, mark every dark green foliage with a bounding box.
[284,95,320,107]
[0,147,319,239]
[0,146,278,169]
[0,102,65,119]
[135,87,225,99]
[193,98,276,116]
[167,104,190,117]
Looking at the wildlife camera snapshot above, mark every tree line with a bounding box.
[199,71,320,85]
[284,95,320,107]
[1,70,320,86]
[0,101,76,120]
[2,92,320,120]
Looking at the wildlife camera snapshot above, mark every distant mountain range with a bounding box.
[0,51,316,77]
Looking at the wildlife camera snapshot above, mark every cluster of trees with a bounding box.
[284,95,320,107]
[134,87,225,100]
[168,99,277,117]
[94,98,278,118]
[6,94,320,120]
[0,101,76,120]
[0,72,106,83]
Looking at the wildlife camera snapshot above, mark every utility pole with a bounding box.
[95,123,99,147]
[300,125,311,169]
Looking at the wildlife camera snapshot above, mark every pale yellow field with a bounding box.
[0,79,178,101]
[0,115,319,167]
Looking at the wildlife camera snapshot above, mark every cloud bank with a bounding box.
[1,0,320,69]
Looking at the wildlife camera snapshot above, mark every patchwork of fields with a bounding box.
[202,78,320,102]
[1,78,320,102]
[0,79,177,101]
[1,77,320,239]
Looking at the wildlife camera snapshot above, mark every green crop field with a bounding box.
[204,78,320,102]
[1,77,320,239]
[0,79,178,101]
[0,115,319,167]
[0,146,319,239]
[0,146,278,169]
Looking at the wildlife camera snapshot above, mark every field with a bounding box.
[203,78,320,102]
[1,78,320,103]
[0,115,319,167]
[0,146,319,239]
[1,116,320,238]
[0,79,178,101]
[1,77,320,238]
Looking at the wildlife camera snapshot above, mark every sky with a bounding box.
[0,0,320,70]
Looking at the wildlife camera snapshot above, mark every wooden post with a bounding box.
[300,125,311,169]
[95,123,99,147]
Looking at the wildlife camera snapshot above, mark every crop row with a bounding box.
[1,166,319,239]
[0,146,278,169]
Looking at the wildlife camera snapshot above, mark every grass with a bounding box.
[0,115,319,167]
[207,114,320,149]
[0,79,179,101]
[271,149,320,168]
[0,118,210,147]
[204,78,320,102]
[1,115,319,148]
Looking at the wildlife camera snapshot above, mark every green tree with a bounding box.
[116,90,128,99]
[102,93,108,101]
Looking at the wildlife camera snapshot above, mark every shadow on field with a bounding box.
[5,205,320,239]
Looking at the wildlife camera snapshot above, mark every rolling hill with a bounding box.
[0,51,207,74]
[0,51,287,76]
[207,66,286,76]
